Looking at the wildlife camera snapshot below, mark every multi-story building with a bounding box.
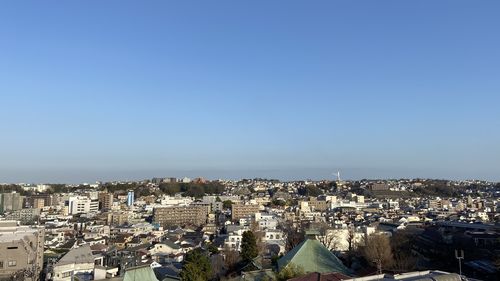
[427,199,451,210]
[33,198,45,209]
[106,211,130,226]
[67,196,99,215]
[153,205,208,226]
[0,192,25,213]
[5,208,41,223]
[28,194,56,207]
[127,191,134,207]
[0,221,45,280]
[231,203,260,221]
[98,192,114,210]
[306,197,329,211]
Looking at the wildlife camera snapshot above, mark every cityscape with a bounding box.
[0,176,498,281]
[1,1,499,281]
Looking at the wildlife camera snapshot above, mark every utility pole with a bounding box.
[455,249,464,277]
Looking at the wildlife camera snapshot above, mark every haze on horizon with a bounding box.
[1,1,499,183]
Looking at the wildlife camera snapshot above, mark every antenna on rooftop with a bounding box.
[455,249,464,277]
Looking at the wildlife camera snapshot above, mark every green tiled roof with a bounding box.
[277,239,352,275]
[124,265,159,281]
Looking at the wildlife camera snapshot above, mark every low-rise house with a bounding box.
[52,244,102,281]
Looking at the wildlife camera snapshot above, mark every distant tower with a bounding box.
[127,190,134,207]
[333,170,347,190]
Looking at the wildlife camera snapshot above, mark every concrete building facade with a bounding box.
[153,205,208,226]
[231,203,260,221]
[0,221,45,280]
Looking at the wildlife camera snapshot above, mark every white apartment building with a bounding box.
[68,196,99,215]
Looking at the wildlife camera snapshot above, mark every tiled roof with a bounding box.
[124,265,159,281]
[289,272,351,281]
[277,239,352,275]
[56,244,95,266]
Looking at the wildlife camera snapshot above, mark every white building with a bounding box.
[52,244,103,281]
[68,196,99,215]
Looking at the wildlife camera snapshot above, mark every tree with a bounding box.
[315,222,341,251]
[275,263,305,281]
[281,221,305,251]
[345,226,358,267]
[222,200,233,209]
[390,230,417,272]
[180,249,212,281]
[363,234,394,274]
[298,185,323,197]
[240,231,258,262]
[184,184,205,198]
[346,227,357,253]
[180,263,205,281]
[223,246,241,273]
[207,243,219,254]
[250,221,266,256]
[159,182,181,195]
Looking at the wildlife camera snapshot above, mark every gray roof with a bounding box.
[56,244,95,266]
[160,239,180,250]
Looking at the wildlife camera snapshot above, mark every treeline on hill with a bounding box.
[159,182,225,198]
[0,184,28,195]
[412,180,469,197]
[298,182,337,197]
[103,181,225,198]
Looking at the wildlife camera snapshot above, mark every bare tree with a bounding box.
[222,246,241,274]
[250,221,266,256]
[280,221,305,251]
[315,222,341,251]
[346,227,355,252]
[363,234,394,274]
[392,252,417,273]
[390,230,417,272]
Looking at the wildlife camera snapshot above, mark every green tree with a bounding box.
[159,183,181,196]
[180,249,211,281]
[180,263,204,281]
[275,263,305,281]
[222,200,233,209]
[240,231,258,262]
[207,243,219,254]
[298,185,323,197]
[185,184,205,198]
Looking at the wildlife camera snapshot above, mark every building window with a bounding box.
[0,261,3,268]
[8,260,16,267]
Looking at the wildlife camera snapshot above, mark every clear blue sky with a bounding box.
[1,1,499,183]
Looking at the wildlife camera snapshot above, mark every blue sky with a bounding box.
[1,1,499,183]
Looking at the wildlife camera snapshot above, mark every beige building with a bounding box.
[231,203,260,221]
[5,208,40,223]
[0,221,45,280]
[0,192,24,213]
[106,211,130,226]
[33,198,45,209]
[306,197,328,211]
[98,192,114,210]
[153,205,208,226]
